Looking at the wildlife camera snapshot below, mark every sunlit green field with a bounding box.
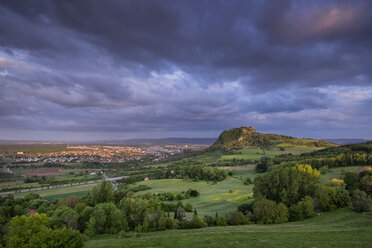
[220,146,317,161]
[13,183,97,199]
[320,166,358,184]
[87,208,372,248]
[134,177,254,216]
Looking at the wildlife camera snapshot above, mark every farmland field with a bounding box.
[13,183,97,199]
[17,167,65,176]
[87,208,372,248]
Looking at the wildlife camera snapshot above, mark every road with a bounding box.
[3,164,12,173]
[103,172,128,191]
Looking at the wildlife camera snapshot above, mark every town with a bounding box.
[0,144,209,163]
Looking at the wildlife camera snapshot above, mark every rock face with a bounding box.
[211,126,336,149]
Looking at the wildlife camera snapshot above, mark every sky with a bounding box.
[0,0,372,141]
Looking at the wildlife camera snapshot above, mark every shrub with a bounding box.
[289,196,315,221]
[252,197,289,224]
[237,203,253,215]
[184,203,193,212]
[203,215,216,227]
[174,207,186,221]
[244,177,252,185]
[313,185,336,211]
[352,189,372,213]
[190,214,207,229]
[254,164,320,206]
[313,184,350,211]
[216,216,227,226]
[227,211,248,225]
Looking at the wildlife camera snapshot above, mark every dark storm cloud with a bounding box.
[0,0,372,140]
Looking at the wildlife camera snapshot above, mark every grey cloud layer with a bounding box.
[0,0,371,140]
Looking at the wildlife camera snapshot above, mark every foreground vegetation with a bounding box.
[87,208,372,248]
[1,127,371,247]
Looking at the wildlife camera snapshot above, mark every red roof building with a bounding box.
[28,209,39,216]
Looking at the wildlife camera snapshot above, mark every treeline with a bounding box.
[256,143,372,173]
[0,181,203,247]
[247,164,372,224]
[165,164,227,182]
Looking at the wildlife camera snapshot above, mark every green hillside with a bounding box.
[212,126,337,149]
[87,208,372,248]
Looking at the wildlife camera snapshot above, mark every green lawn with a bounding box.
[87,208,372,248]
[134,177,254,216]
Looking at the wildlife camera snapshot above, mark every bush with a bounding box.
[244,177,252,185]
[352,189,372,213]
[190,214,207,229]
[184,203,193,212]
[289,196,315,221]
[344,172,359,190]
[227,211,248,225]
[203,215,216,227]
[186,189,200,197]
[237,203,253,215]
[252,197,289,224]
[216,216,227,226]
[313,184,350,212]
[313,185,336,211]
[174,207,186,221]
[254,164,320,206]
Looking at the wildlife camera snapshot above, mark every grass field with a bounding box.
[87,208,372,248]
[13,183,97,199]
[320,166,358,184]
[135,177,254,216]
[220,146,316,161]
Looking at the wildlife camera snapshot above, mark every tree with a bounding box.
[343,172,359,190]
[89,181,114,205]
[174,207,186,221]
[216,216,227,226]
[7,214,49,248]
[254,164,320,206]
[313,185,337,211]
[184,203,193,212]
[7,214,84,248]
[252,197,289,224]
[51,207,79,230]
[351,189,372,213]
[227,211,248,225]
[86,202,128,235]
[190,214,207,228]
[62,196,80,208]
[203,215,216,227]
[289,196,315,221]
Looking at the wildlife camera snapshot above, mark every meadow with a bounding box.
[320,166,359,183]
[13,183,97,199]
[135,174,255,216]
[87,208,372,248]
[220,146,317,161]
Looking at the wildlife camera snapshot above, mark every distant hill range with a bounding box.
[211,126,337,149]
[322,139,369,145]
[95,138,217,145]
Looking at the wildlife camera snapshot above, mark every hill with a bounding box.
[211,126,336,149]
[101,138,216,145]
[87,208,372,248]
[323,139,369,145]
